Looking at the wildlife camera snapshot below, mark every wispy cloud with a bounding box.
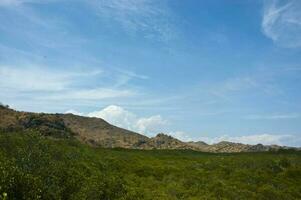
[0,65,102,92]
[0,0,28,6]
[262,0,301,48]
[210,76,259,100]
[42,88,135,101]
[0,0,57,7]
[114,68,149,80]
[87,0,176,42]
[0,65,142,112]
[284,66,301,71]
[198,74,281,104]
[245,113,299,120]
[0,0,88,56]
[1,0,177,43]
[0,66,72,92]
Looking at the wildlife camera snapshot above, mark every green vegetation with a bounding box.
[0,131,300,200]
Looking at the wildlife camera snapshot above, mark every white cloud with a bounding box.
[135,115,167,134]
[262,0,301,48]
[245,113,299,120]
[88,105,137,130]
[87,105,167,136]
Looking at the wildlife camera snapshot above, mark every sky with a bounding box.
[0,0,301,146]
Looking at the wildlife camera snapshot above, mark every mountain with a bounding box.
[0,105,299,153]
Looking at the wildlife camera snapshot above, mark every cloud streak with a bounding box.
[43,88,135,101]
[262,0,301,48]
[245,113,299,120]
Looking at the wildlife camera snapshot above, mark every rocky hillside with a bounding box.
[0,105,148,148]
[60,113,148,148]
[0,105,299,152]
[0,105,72,138]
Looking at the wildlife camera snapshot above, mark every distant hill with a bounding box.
[0,105,299,153]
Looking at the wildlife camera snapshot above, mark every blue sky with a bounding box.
[0,0,301,146]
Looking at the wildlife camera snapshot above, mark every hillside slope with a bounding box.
[0,105,299,152]
[60,113,148,148]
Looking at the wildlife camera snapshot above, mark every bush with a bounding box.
[0,131,300,199]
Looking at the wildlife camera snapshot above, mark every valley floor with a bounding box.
[0,131,301,200]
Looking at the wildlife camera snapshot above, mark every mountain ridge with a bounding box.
[0,105,299,153]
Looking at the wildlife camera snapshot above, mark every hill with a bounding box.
[0,105,299,153]
[60,113,148,148]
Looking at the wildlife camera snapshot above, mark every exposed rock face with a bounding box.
[0,106,299,153]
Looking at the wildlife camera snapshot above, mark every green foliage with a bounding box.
[0,131,300,199]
